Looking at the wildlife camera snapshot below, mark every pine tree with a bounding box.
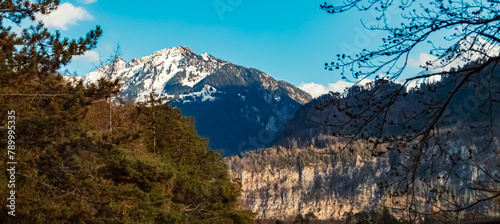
[0,1,254,223]
[0,1,101,89]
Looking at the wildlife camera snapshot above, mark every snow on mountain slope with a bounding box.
[82,46,228,100]
[175,85,221,103]
[77,46,312,155]
[80,46,311,105]
[405,72,443,90]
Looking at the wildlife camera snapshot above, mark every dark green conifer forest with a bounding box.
[0,1,254,223]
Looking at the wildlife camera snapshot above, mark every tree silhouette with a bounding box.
[0,0,102,88]
[320,0,500,222]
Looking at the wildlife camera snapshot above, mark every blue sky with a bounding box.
[38,0,430,97]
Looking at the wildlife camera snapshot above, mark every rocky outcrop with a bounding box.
[228,144,389,220]
[228,135,500,221]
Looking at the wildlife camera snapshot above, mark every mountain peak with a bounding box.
[81,46,311,103]
[82,46,228,96]
[147,46,196,60]
[77,46,312,154]
[170,45,195,54]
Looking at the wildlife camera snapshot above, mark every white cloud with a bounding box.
[79,0,97,4]
[36,3,93,30]
[408,37,500,72]
[298,82,333,98]
[407,53,438,68]
[73,50,100,64]
[299,79,372,98]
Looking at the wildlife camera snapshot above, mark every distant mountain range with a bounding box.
[74,46,312,155]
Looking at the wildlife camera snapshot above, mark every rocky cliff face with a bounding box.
[228,141,390,220]
[228,134,500,221]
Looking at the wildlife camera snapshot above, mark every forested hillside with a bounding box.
[0,1,253,223]
[0,74,254,223]
[230,70,500,222]
[275,67,500,148]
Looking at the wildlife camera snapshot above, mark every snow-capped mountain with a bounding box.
[79,46,312,155]
[82,46,229,101]
[405,72,443,90]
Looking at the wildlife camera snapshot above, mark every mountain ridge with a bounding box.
[78,46,311,104]
[73,46,312,155]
